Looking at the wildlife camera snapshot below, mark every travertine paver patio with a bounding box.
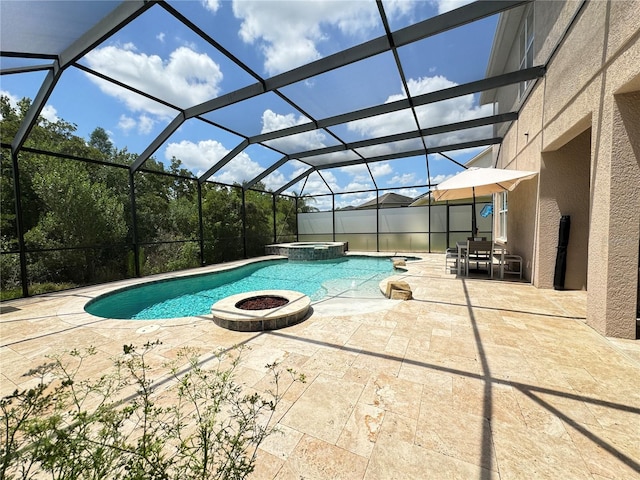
[1,253,639,479]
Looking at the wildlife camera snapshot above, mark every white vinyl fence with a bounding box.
[297,203,492,253]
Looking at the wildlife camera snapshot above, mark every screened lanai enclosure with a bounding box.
[1,0,542,300]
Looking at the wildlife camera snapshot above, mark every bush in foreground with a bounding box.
[0,341,304,480]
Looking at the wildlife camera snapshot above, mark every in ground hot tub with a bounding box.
[265,241,347,260]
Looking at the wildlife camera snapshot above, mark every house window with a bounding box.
[519,6,534,98]
[496,192,508,241]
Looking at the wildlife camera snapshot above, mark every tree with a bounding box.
[201,184,243,263]
[24,157,127,284]
[0,96,31,238]
[243,184,274,256]
[275,195,298,243]
[1,94,317,296]
[88,127,113,158]
[168,156,197,199]
[291,191,318,213]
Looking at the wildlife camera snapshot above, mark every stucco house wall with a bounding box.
[487,0,640,338]
[483,1,581,132]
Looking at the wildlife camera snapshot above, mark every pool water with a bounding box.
[85,256,401,320]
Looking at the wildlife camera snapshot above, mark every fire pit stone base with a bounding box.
[211,290,310,331]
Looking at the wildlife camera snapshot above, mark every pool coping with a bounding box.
[211,290,311,331]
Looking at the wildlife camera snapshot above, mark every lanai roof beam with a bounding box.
[250,67,544,145]
[11,0,151,154]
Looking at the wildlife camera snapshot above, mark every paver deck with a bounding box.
[1,253,639,479]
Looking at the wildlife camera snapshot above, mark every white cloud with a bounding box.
[307,150,359,165]
[408,76,489,126]
[285,167,390,209]
[40,105,60,123]
[338,161,393,181]
[118,114,137,133]
[353,138,424,161]
[202,0,220,13]
[138,114,155,135]
[231,0,426,75]
[432,0,474,14]
[334,191,373,209]
[260,72,493,197]
[370,162,393,177]
[342,179,373,193]
[117,114,156,135]
[261,109,326,152]
[383,0,421,18]
[232,0,381,75]
[260,170,287,191]
[178,40,199,51]
[346,110,415,140]
[164,139,285,190]
[84,45,223,116]
[429,173,448,184]
[211,154,264,186]
[313,170,339,190]
[165,139,229,176]
[261,109,308,132]
[393,187,421,199]
[286,169,337,197]
[347,75,494,148]
[290,164,311,180]
[389,172,417,186]
[0,91,59,124]
[336,164,373,184]
[156,32,165,43]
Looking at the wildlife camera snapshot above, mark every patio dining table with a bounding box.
[456,241,508,278]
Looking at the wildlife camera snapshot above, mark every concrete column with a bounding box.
[587,91,640,339]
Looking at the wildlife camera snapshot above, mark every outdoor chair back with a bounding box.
[466,240,493,277]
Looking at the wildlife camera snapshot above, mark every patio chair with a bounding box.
[466,240,493,278]
[445,247,458,273]
[501,254,523,279]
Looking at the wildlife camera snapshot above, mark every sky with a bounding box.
[0,0,499,210]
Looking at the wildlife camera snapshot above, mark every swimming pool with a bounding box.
[85,256,404,320]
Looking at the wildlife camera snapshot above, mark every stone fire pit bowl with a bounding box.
[211,290,310,331]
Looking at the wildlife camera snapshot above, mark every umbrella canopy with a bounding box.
[410,167,538,206]
[410,167,538,235]
[429,167,538,202]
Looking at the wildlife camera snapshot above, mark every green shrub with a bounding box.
[1,342,304,480]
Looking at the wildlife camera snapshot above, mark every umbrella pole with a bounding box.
[472,186,478,237]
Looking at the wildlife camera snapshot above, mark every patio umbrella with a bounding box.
[411,167,538,235]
